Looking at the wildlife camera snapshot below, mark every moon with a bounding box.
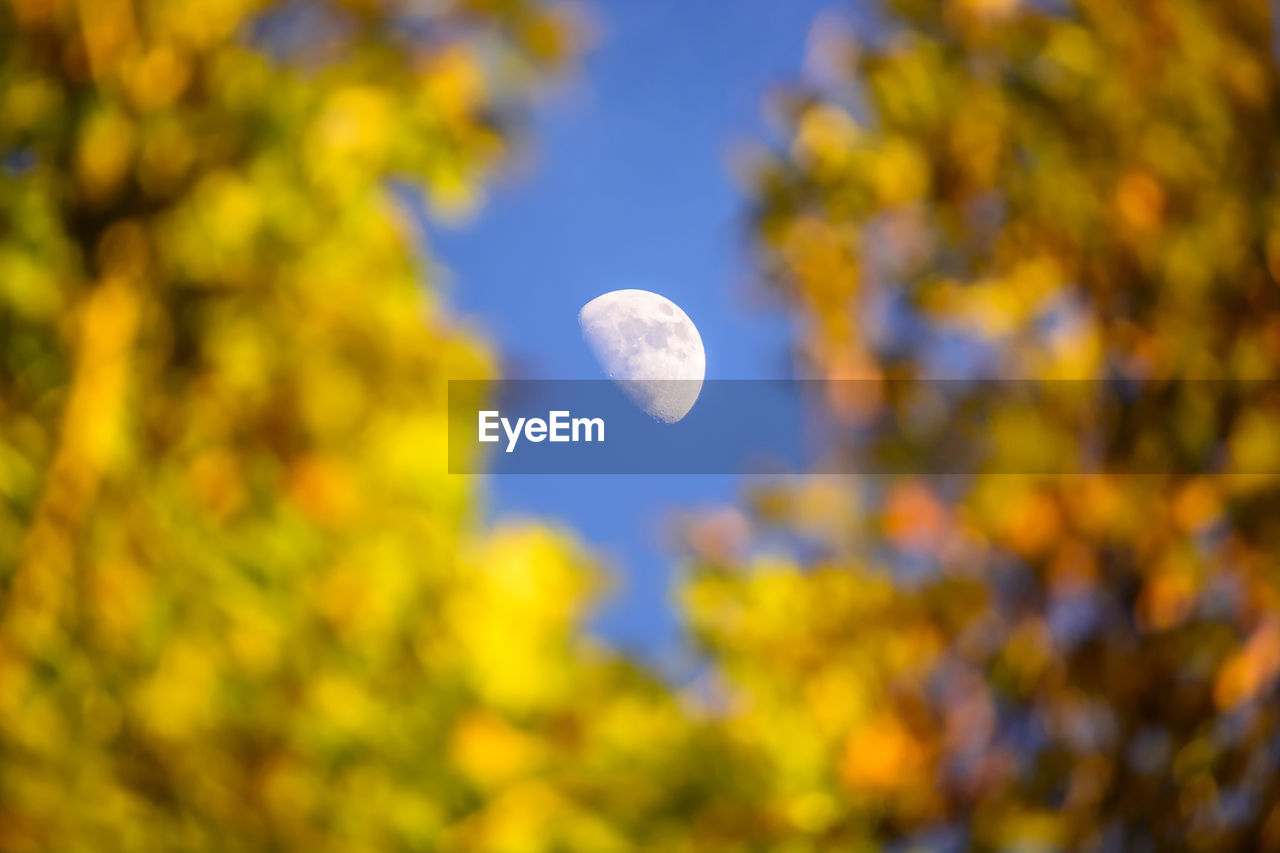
[578,289,705,423]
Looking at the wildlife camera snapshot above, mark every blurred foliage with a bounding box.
[688,0,1280,849]
[0,1,747,850]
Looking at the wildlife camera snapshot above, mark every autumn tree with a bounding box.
[0,2,748,850]
[677,0,1280,850]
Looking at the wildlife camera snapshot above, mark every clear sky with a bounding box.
[422,0,851,665]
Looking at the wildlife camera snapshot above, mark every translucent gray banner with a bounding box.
[447,379,1280,475]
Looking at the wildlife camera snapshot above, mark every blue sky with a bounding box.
[424,0,849,664]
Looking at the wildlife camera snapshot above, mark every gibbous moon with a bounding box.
[579,289,705,423]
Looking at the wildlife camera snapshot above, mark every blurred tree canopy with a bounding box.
[0,1,744,850]
[5,0,1280,851]
[683,0,1280,849]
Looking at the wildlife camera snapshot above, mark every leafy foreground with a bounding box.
[0,1,732,850]
[726,0,1280,849]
